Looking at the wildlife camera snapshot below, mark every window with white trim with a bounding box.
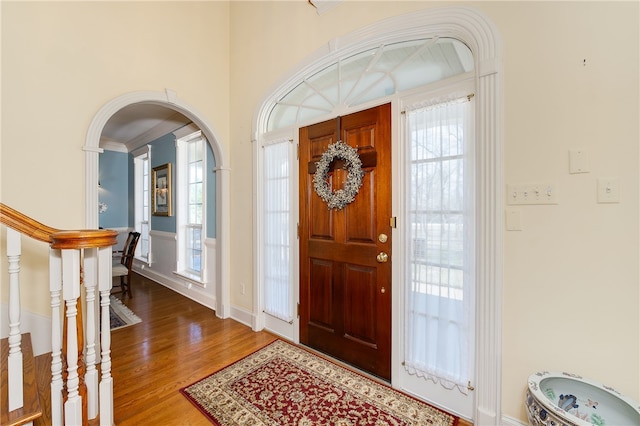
[262,138,295,322]
[176,131,206,283]
[403,95,475,393]
[133,146,150,261]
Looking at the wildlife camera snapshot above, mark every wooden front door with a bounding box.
[299,103,392,380]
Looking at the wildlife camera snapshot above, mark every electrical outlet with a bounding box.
[506,183,558,205]
[505,208,523,231]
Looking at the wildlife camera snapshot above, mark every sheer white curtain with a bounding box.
[404,97,475,393]
[263,140,294,322]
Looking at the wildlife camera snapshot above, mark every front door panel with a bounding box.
[299,104,392,380]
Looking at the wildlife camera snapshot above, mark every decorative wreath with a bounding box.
[313,141,364,210]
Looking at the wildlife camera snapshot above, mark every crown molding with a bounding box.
[125,112,191,153]
[99,138,128,153]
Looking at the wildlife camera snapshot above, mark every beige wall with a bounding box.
[230,1,639,422]
[487,1,639,419]
[1,1,230,312]
[2,1,638,424]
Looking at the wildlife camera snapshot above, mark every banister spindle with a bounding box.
[50,248,64,426]
[7,228,24,412]
[83,247,100,420]
[61,248,82,425]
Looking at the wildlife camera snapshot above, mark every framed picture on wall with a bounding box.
[152,163,172,216]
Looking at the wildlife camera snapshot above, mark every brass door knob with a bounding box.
[376,252,389,263]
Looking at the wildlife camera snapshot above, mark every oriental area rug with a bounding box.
[180,340,459,426]
[109,295,142,330]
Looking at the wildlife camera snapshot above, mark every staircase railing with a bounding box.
[1,203,118,425]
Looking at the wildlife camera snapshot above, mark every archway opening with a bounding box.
[85,90,230,318]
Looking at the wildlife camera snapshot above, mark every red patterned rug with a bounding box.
[180,339,459,425]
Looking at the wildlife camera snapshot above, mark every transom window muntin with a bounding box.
[266,37,473,132]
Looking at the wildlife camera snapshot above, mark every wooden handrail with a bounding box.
[1,202,119,424]
[1,202,59,243]
[0,203,117,247]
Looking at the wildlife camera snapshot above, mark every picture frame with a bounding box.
[152,163,172,216]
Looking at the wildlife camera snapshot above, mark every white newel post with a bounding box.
[84,247,100,419]
[7,228,24,412]
[98,246,114,425]
[61,248,83,425]
[49,248,64,426]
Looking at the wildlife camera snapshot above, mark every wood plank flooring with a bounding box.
[33,272,470,425]
[36,273,277,425]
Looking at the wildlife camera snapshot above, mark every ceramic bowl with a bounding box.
[526,371,640,426]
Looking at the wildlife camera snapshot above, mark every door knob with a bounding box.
[376,252,389,263]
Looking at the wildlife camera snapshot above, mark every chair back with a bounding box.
[120,232,141,270]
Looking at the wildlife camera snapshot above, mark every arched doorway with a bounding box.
[84,90,230,318]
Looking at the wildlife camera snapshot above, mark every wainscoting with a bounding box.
[134,229,217,310]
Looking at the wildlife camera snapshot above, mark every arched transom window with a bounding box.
[266,37,473,131]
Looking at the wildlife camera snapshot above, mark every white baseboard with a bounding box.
[501,414,527,426]
[135,265,216,311]
[229,304,255,329]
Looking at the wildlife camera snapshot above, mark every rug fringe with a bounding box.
[110,295,142,328]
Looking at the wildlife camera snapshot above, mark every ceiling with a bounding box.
[100,103,191,153]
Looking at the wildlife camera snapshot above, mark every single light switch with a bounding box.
[597,177,620,203]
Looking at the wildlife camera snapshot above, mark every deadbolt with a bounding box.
[376,252,389,263]
[378,233,388,243]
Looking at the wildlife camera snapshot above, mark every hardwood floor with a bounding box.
[33,272,471,425]
[36,273,277,425]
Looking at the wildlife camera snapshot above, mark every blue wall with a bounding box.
[99,150,130,228]
[100,131,217,238]
[150,134,177,233]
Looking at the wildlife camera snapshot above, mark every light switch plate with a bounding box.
[597,177,620,203]
[569,150,589,174]
[507,183,558,205]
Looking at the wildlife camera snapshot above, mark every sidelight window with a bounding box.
[262,138,295,322]
[403,95,474,393]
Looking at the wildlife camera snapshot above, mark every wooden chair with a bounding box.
[112,231,140,298]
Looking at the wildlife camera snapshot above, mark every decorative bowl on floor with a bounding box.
[526,371,640,426]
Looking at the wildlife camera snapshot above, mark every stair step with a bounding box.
[1,333,43,426]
